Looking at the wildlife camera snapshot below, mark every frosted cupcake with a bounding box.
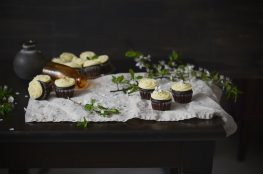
[81,54,111,79]
[54,77,75,98]
[28,80,49,100]
[138,78,158,100]
[151,88,172,111]
[33,74,53,95]
[171,81,193,103]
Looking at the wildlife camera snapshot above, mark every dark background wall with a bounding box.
[0,0,262,77]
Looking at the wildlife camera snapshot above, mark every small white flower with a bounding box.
[8,96,14,103]
[199,67,203,71]
[187,64,194,70]
[220,75,224,80]
[100,110,105,114]
[3,85,8,90]
[164,65,170,70]
[0,118,3,122]
[93,103,98,107]
[136,62,144,69]
[145,55,151,61]
[196,71,202,77]
[138,55,144,59]
[159,60,165,65]
[226,77,230,81]
[129,80,137,85]
[204,69,210,76]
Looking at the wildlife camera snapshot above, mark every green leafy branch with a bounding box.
[0,85,14,117]
[125,50,242,102]
[111,69,143,94]
[84,99,120,117]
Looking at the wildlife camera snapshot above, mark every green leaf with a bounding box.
[129,69,135,79]
[169,50,178,61]
[87,55,98,60]
[76,117,88,128]
[125,50,142,58]
[135,75,143,80]
[117,75,124,83]
[84,104,93,111]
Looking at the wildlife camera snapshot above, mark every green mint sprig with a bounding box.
[84,99,120,117]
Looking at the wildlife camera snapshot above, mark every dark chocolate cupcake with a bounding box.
[33,75,52,95]
[28,80,49,100]
[54,77,75,98]
[150,89,172,111]
[171,81,193,103]
[81,55,111,79]
[138,78,158,100]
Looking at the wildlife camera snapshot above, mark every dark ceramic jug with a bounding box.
[13,40,46,80]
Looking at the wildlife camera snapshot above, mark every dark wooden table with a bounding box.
[0,60,226,174]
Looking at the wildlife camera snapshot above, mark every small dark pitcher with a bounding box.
[13,40,46,80]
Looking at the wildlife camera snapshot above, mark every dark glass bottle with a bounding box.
[13,40,46,80]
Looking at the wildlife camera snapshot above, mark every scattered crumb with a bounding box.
[15,92,20,95]
[9,128,14,131]
[25,95,29,98]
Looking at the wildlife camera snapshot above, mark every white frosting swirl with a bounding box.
[64,62,82,68]
[151,90,172,100]
[83,60,100,67]
[52,58,65,64]
[138,78,157,90]
[60,52,77,62]
[33,75,51,83]
[55,77,75,88]
[171,81,192,91]
[80,51,96,60]
[28,80,43,99]
[97,55,109,63]
[72,57,85,66]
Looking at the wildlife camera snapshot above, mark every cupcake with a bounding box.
[54,77,76,98]
[81,54,111,79]
[151,88,172,111]
[138,78,158,100]
[171,81,193,103]
[33,74,53,95]
[28,80,49,100]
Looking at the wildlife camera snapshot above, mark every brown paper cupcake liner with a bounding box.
[55,85,75,98]
[172,89,193,103]
[151,98,172,111]
[139,88,154,100]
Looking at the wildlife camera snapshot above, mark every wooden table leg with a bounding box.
[180,141,215,174]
